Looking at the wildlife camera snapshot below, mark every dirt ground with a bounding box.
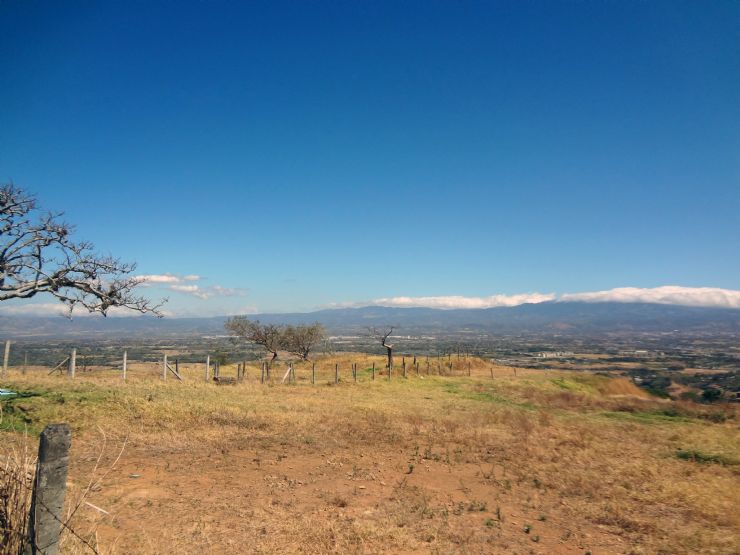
[81,442,624,554]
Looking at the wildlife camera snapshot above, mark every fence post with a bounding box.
[205,355,210,382]
[163,354,167,381]
[67,349,76,379]
[402,358,407,378]
[353,363,357,382]
[335,363,339,384]
[25,423,71,555]
[372,362,375,380]
[260,362,265,384]
[490,367,494,379]
[122,350,127,381]
[312,362,315,385]
[2,339,10,375]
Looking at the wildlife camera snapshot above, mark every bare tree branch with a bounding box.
[225,317,283,365]
[0,183,165,316]
[369,326,395,369]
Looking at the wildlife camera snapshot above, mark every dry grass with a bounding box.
[1,354,738,554]
[0,437,34,553]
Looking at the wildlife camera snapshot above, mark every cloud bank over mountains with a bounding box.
[560,286,740,309]
[1,284,738,317]
[341,286,740,310]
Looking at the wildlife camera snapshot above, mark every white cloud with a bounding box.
[210,285,247,297]
[135,273,247,300]
[561,286,740,309]
[0,303,159,318]
[169,284,209,299]
[136,273,182,285]
[366,293,557,309]
[0,303,73,317]
[168,284,247,300]
[331,286,740,310]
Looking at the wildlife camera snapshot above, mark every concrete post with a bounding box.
[25,423,71,555]
[67,349,76,379]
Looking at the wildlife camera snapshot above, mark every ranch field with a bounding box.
[1,355,738,554]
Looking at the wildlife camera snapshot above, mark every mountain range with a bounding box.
[1,302,739,339]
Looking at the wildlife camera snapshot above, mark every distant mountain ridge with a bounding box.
[1,302,739,339]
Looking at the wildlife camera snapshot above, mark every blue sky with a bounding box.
[1,1,739,315]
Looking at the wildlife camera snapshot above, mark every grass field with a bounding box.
[1,355,738,554]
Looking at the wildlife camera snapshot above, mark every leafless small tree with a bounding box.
[0,183,163,316]
[225,316,283,366]
[369,326,395,370]
[283,322,326,361]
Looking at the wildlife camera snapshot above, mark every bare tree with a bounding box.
[283,323,325,361]
[369,326,395,370]
[0,183,163,316]
[225,316,283,365]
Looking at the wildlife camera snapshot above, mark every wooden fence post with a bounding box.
[67,349,76,379]
[335,363,339,384]
[353,363,357,382]
[490,367,494,379]
[2,339,10,375]
[372,362,375,380]
[260,362,265,384]
[205,355,210,382]
[402,358,407,378]
[162,354,167,381]
[467,361,471,376]
[24,423,71,555]
[311,362,315,385]
[122,350,127,381]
